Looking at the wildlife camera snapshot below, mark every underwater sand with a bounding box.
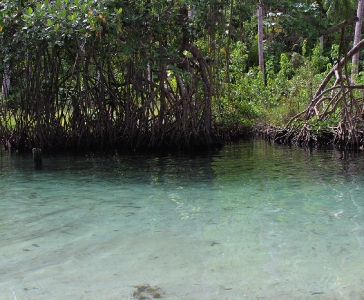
[1,141,364,299]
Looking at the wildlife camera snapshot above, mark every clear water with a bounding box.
[1,141,364,299]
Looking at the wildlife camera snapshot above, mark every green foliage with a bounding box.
[0,0,359,149]
[311,43,330,73]
[214,94,263,130]
[263,1,325,65]
[307,114,340,131]
[222,40,331,128]
[278,53,293,79]
[229,41,249,83]
[324,0,356,22]
[265,53,329,126]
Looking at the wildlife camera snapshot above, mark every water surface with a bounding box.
[1,141,364,299]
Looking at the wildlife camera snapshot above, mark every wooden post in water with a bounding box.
[32,148,42,169]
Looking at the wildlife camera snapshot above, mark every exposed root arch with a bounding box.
[278,39,364,149]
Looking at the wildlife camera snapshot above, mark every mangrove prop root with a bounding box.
[272,38,364,149]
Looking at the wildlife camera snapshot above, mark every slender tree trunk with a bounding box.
[226,0,233,102]
[209,3,217,96]
[2,65,10,100]
[188,4,196,30]
[352,0,363,77]
[319,35,324,49]
[257,1,265,83]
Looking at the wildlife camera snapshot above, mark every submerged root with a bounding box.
[255,120,363,149]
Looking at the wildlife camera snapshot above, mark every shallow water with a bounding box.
[1,141,364,299]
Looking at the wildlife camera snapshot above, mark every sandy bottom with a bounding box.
[1,148,364,299]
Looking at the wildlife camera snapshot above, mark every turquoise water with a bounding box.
[1,141,364,299]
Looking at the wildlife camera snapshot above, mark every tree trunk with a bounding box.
[352,0,363,77]
[257,1,265,83]
[319,35,324,49]
[2,65,10,100]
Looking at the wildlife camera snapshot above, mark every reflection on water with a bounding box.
[1,141,364,299]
